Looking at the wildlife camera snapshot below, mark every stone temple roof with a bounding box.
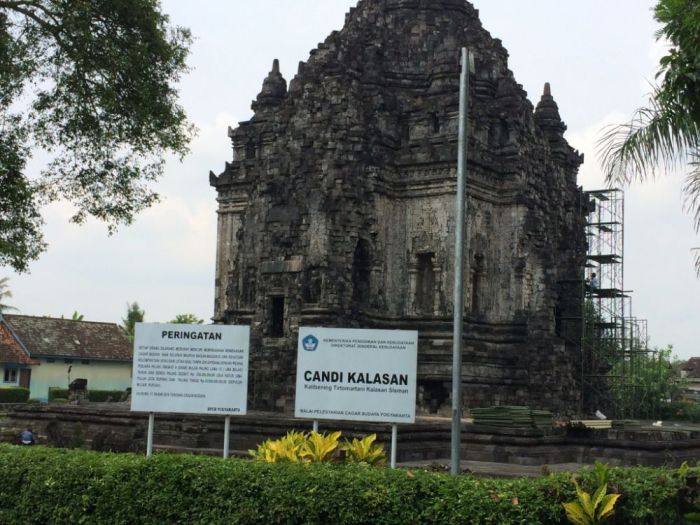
[2,315,132,362]
[216,0,578,185]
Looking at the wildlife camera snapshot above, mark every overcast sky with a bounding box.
[5,0,699,359]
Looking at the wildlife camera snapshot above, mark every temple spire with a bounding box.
[535,82,566,138]
[252,59,287,113]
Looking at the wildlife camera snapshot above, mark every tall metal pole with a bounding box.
[451,47,470,476]
[146,412,155,458]
[223,416,231,459]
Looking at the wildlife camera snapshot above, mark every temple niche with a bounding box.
[210,0,586,414]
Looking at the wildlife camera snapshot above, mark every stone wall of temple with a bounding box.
[210,0,586,414]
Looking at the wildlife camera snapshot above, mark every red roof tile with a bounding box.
[683,357,700,378]
[0,321,37,365]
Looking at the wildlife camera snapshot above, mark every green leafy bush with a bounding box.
[563,477,620,525]
[300,430,341,462]
[250,430,344,463]
[48,388,69,401]
[0,445,695,524]
[660,400,700,422]
[0,387,30,403]
[250,430,307,463]
[88,390,124,402]
[341,433,386,466]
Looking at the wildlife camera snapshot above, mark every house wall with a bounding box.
[29,359,132,401]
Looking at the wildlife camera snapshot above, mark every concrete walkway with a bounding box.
[399,459,586,478]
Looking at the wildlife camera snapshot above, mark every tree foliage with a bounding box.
[121,301,144,341]
[0,0,193,272]
[582,299,684,418]
[169,313,203,324]
[608,345,686,419]
[598,0,700,274]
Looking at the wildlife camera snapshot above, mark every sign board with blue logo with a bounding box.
[294,327,418,424]
[131,323,250,416]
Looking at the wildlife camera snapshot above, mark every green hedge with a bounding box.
[48,388,69,401]
[0,445,696,524]
[661,400,700,422]
[48,388,124,402]
[0,387,29,403]
[87,390,124,402]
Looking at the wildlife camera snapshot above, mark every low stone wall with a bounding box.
[2,404,699,468]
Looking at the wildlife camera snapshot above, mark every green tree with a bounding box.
[169,313,204,324]
[61,311,84,321]
[0,276,18,312]
[581,299,623,412]
[0,0,193,273]
[599,0,700,273]
[122,301,144,341]
[608,345,686,419]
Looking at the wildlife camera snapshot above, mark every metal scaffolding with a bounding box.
[581,189,653,418]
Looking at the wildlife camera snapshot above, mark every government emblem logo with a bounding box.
[302,335,319,351]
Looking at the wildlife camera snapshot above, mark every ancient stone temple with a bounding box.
[210,0,586,414]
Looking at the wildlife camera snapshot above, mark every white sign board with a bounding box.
[295,327,418,424]
[131,323,249,415]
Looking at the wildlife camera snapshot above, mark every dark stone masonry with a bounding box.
[210,0,586,414]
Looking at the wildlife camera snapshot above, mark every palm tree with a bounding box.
[598,0,700,275]
[0,277,19,313]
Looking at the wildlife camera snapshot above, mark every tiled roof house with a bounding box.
[0,314,132,401]
[682,358,700,400]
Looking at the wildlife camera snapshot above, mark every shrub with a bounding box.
[48,388,69,401]
[250,430,306,463]
[0,387,30,403]
[563,477,620,524]
[660,400,700,422]
[300,430,341,462]
[250,431,385,465]
[340,433,386,466]
[88,390,124,402]
[0,445,694,525]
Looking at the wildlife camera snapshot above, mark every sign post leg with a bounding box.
[312,420,319,433]
[146,412,155,458]
[390,424,398,469]
[223,415,231,459]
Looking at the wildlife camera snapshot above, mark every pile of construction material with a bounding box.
[471,406,553,429]
[570,420,612,429]
[612,420,643,431]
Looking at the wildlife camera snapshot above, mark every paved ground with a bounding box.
[399,459,586,478]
